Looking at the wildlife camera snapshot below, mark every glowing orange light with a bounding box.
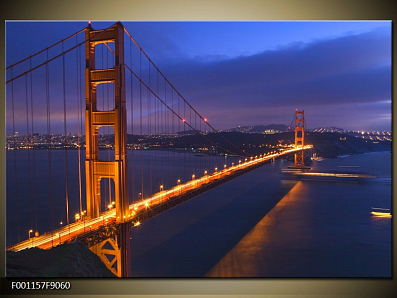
[204,118,207,122]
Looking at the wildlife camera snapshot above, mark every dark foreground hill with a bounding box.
[6,242,116,277]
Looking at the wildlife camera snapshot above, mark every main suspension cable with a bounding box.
[123,27,249,158]
[6,27,85,70]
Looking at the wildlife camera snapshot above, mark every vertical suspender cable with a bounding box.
[148,60,152,196]
[10,68,21,243]
[76,36,83,215]
[156,71,159,189]
[183,100,186,180]
[129,38,135,204]
[159,77,165,183]
[62,42,70,225]
[178,94,181,181]
[172,89,176,183]
[30,58,38,232]
[140,50,144,199]
[163,81,167,188]
[189,104,192,177]
[46,50,54,230]
[25,75,34,230]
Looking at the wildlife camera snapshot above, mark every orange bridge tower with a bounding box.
[294,110,305,167]
[85,22,130,277]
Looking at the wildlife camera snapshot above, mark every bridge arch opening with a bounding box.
[100,177,115,212]
[94,43,116,69]
[98,126,116,161]
[96,83,116,111]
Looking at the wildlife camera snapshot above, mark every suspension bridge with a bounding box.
[5,22,312,277]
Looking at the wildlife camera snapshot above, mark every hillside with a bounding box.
[6,242,116,277]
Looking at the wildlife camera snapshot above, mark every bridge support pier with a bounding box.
[89,223,130,277]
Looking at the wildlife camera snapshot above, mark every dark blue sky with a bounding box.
[6,21,391,133]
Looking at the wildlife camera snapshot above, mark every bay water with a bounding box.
[6,150,391,277]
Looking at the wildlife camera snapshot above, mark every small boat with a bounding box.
[371,207,392,217]
[288,171,376,182]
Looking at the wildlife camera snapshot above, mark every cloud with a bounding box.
[6,23,391,134]
[159,28,391,130]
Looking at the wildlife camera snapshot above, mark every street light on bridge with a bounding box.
[159,185,164,201]
[28,229,33,247]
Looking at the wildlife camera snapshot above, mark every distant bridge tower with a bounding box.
[294,110,305,167]
[85,22,130,277]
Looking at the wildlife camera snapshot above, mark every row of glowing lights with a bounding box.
[13,146,309,251]
[16,212,113,251]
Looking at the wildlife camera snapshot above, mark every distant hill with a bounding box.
[225,124,290,133]
[177,129,201,135]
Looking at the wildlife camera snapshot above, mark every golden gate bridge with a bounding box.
[5,22,312,277]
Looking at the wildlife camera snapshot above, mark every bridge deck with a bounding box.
[7,146,312,252]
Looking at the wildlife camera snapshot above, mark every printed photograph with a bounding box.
[5,21,391,277]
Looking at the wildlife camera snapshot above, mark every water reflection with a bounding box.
[206,181,308,277]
